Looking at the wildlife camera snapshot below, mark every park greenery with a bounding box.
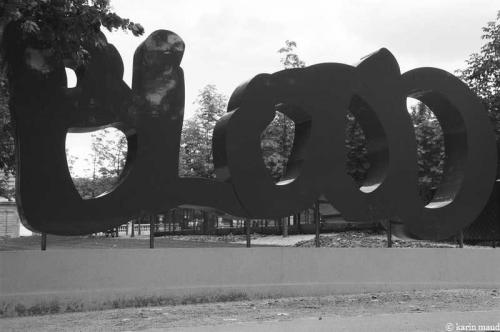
[0,3,499,212]
[179,84,227,178]
[67,128,127,198]
[458,10,500,173]
[259,40,302,181]
[0,0,144,199]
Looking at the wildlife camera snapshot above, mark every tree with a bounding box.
[68,128,127,199]
[0,171,14,200]
[345,111,369,184]
[179,84,227,178]
[458,10,500,174]
[409,102,444,203]
[260,40,304,181]
[66,147,78,174]
[177,85,227,234]
[179,118,206,177]
[0,0,143,196]
[71,176,117,199]
[0,0,144,66]
[262,41,307,236]
[278,40,305,69]
[260,114,294,181]
[346,100,445,203]
[0,73,14,178]
[89,128,127,178]
[458,11,500,136]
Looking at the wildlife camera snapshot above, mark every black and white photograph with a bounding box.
[0,0,499,331]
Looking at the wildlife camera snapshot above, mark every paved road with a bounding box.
[154,309,500,332]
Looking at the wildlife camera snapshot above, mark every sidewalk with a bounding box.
[160,310,500,332]
[234,234,315,246]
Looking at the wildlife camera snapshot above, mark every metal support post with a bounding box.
[314,201,320,247]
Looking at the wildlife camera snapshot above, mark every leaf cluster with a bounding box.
[257,41,305,181]
[260,111,295,181]
[0,75,14,173]
[88,128,127,178]
[1,0,144,65]
[278,40,305,69]
[71,175,119,199]
[0,0,142,196]
[345,111,370,184]
[179,85,227,178]
[410,102,445,202]
[66,128,127,198]
[458,10,500,138]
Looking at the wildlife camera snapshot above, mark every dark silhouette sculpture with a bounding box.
[5,27,497,240]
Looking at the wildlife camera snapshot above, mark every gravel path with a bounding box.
[234,234,315,246]
[295,230,463,248]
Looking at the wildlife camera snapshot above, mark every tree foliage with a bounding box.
[260,111,295,181]
[71,175,119,199]
[345,111,369,184]
[0,171,15,200]
[346,100,445,202]
[458,11,500,179]
[278,40,305,69]
[0,0,143,196]
[410,102,445,202]
[458,11,500,138]
[179,84,227,178]
[259,41,304,181]
[88,128,127,179]
[68,128,127,199]
[0,75,14,174]
[0,0,144,66]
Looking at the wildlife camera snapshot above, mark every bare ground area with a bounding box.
[1,289,499,331]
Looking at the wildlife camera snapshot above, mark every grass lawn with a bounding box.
[0,234,272,251]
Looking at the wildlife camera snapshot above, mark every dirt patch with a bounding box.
[1,289,499,331]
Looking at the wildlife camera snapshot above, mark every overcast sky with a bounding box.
[102,0,498,117]
[66,0,499,174]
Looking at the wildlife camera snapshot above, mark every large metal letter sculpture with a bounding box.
[6,29,243,235]
[5,27,497,240]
